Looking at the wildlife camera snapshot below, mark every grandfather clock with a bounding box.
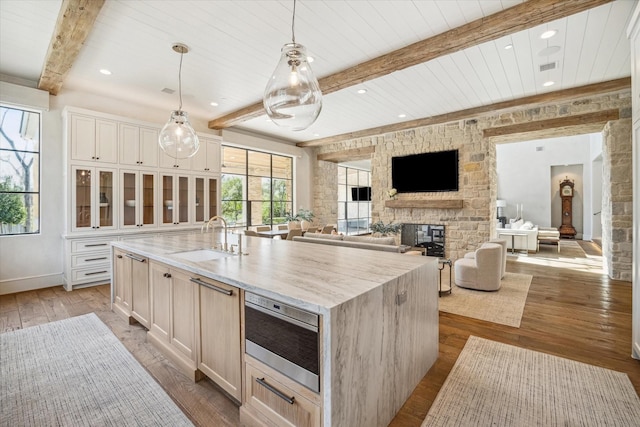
[558,177,577,238]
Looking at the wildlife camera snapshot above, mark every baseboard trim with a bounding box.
[0,273,64,295]
[633,341,640,360]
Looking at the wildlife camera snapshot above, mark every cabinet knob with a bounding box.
[163,272,172,278]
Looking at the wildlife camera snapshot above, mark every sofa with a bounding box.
[496,220,538,253]
[292,233,409,253]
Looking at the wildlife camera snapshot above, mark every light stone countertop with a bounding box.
[111,231,435,314]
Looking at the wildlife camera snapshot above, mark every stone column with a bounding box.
[601,118,633,281]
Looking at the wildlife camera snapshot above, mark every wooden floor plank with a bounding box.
[1,242,637,427]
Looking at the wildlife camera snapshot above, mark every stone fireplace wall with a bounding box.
[312,92,632,277]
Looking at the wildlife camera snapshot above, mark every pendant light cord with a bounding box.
[178,51,184,112]
[291,0,296,43]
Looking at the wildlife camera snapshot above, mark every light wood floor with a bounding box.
[1,241,638,426]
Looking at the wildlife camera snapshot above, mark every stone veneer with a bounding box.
[312,92,632,280]
[602,119,633,281]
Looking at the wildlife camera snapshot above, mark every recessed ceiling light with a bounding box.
[357,89,367,94]
[307,56,314,63]
[398,114,407,118]
[543,81,555,87]
[99,69,111,75]
[540,30,557,39]
[210,102,219,107]
[313,133,320,137]
[504,44,513,50]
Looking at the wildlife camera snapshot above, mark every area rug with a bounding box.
[0,313,193,426]
[423,336,640,426]
[558,240,587,258]
[439,271,532,327]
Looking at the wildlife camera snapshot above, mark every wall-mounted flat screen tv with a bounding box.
[392,150,459,193]
[351,186,371,201]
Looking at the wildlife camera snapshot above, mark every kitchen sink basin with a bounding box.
[172,249,235,262]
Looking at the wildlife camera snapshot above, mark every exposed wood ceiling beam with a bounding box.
[38,0,105,95]
[316,146,376,163]
[297,77,630,147]
[208,0,613,130]
[483,109,620,139]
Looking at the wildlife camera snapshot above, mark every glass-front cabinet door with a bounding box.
[71,166,116,232]
[121,170,157,229]
[160,173,190,226]
[193,176,218,224]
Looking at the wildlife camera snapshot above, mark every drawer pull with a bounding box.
[256,378,295,405]
[163,272,172,278]
[190,278,232,296]
[85,257,108,262]
[85,270,107,276]
[116,255,123,259]
[85,243,108,247]
[125,253,146,263]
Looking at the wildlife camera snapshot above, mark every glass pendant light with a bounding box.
[159,43,200,159]
[264,0,322,131]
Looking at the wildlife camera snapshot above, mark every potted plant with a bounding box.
[284,211,301,230]
[370,220,402,236]
[296,208,315,231]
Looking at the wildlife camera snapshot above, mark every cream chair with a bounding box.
[254,226,271,232]
[245,230,258,237]
[321,224,335,234]
[286,229,303,240]
[464,238,507,278]
[277,224,288,230]
[305,226,318,234]
[454,243,502,291]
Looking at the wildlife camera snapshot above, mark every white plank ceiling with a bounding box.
[0,0,635,144]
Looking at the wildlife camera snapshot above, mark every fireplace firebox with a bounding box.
[401,224,445,257]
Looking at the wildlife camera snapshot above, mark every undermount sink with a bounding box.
[172,249,235,262]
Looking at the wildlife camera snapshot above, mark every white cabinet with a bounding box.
[120,170,157,229]
[63,236,114,291]
[159,173,191,226]
[119,124,159,167]
[70,114,118,163]
[196,277,241,401]
[70,166,117,232]
[193,176,219,224]
[191,136,221,173]
[159,148,191,170]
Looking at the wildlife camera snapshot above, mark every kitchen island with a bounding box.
[111,231,439,427]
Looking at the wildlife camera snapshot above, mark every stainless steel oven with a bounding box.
[244,292,320,392]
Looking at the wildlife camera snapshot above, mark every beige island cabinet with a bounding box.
[111,231,439,427]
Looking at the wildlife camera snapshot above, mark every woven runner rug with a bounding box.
[424,336,640,426]
[439,271,532,327]
[0,313,193,426]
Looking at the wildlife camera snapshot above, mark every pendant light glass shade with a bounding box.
[264,46,322,131]
[159,110,199,159]
[158,43,199,159]
[264,1,322,130]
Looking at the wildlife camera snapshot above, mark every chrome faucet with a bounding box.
[203,216,228,252]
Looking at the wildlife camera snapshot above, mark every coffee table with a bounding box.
[497,230,529,254]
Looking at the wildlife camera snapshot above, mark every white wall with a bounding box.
[0,86,312,294]
[496,134,597,239]
[0,84,65,293]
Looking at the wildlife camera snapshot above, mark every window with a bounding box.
[337,166,371,235]
[221,146,293,229]
[0,106,40,235]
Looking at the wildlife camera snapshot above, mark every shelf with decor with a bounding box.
[384,199,463,209]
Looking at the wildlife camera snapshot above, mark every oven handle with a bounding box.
[190,277,233,296]
[256,377,295,405]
